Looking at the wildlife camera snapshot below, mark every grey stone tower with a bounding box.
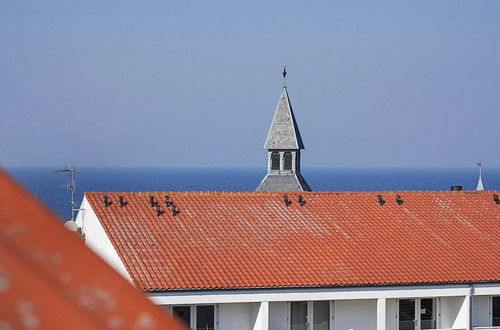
[256,69,311,191]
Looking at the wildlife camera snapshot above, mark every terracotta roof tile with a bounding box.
[85,190,500,291]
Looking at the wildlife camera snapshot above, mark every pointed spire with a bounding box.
[264,67,305,150]
[476,162,485,191]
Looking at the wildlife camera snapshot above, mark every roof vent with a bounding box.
[377,195,385,206]
[155,204,164,216]
[149,196,157,207]
[170,204,180,216]
[118,196,127,207]
[283,195,292,206]
[493,194,500,204]
[450,186,463,191]
[103,195,112,207]
[395,195,404,205]
[297,195,306,206]
[164,196,173,207]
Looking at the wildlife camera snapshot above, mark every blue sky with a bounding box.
[1,1,499,167]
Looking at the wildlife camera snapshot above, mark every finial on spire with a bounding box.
[282,64,287,88]
[476,162,484,190]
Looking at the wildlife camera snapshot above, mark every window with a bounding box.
[271,152,280,170]
[494,297,500,326]
[399,299,415,330]
[170,305,215,329]
[290,301,330,330]
[284,151,292,170]
[197,305,215,330]
[172,306,190,327]
[290,301,308,330]
[398,298,435,330]
[420,298,436,329]
[313,301,330,330]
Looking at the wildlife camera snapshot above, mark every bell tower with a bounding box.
[256,66,311,191]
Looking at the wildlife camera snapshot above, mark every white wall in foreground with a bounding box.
[75,197,132,282]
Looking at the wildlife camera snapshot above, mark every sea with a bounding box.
[6,167,500,221]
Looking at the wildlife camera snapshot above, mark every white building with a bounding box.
[75,75,500,330]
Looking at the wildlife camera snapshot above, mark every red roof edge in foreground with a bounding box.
[0,169,186,330]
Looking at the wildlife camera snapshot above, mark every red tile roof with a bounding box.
[85,190,500,291]
[0,170,186,329]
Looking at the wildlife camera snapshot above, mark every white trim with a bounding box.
[377,298,387,330]
[191,305,196,330]
[149,284,500,305]
[475,287,500,296]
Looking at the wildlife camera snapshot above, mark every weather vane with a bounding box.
[282,64,287,88]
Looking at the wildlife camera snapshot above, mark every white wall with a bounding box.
[219,303,251,330]
[439,296,465,329]
[333,299,377,330]
[269,302,287,330]
[75,197,132,282]
[473,296,491,327]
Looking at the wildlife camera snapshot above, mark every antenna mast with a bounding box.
[54,163,77,221]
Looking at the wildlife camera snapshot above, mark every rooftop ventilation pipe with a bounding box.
[395,195,404,205]
[155,204,164,216]
[119,196,127,207]
[283,195,292,206]
[164,196,173,207]
[170,204,180,216]
[103,195,112,207]
[377,195,385,206]
[450,186,463,191]
[149,196,156,207]
[493,194,500,204]
[297,195,306,206]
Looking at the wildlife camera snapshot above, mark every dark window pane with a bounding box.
[420,298,436,329]
[313,301,329,330]
[172,306,190,326]
[399,299,415,330]
[271,152,280,170]
[291,301,307,330]
[494,297,500,326]
[284,151,292,170]
[196,305,214,330]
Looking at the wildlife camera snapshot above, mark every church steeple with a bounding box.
[476,162,485,191]
[256,67,311,192]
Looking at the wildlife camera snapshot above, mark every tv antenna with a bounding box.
[54,163,77,221]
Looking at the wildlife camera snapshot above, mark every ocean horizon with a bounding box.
[6,166,500,221]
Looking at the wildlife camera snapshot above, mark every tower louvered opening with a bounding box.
[271,152,280,170]
[284,151,292,170]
